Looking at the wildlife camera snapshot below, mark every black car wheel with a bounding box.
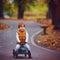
[13,49,16,57]
[25,53,27,58]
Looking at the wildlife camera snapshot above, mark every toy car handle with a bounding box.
[16,41,28,44]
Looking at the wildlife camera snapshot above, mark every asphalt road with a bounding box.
[0,20,60,60]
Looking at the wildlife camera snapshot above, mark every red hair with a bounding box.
[18,23,25,28]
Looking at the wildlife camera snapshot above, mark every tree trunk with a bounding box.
[47,0,60,30]
[17,0,24,19]
[54,1,60,29]
[0,0,4,19]
[18,5,24,19]
[47,0,56,20]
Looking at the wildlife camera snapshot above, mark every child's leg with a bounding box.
[24,44,32,58]
[15,44,20,53]
[24,44,31,51]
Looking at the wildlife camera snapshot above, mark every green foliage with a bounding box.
[4,0,18,17]
[3,0,48,18]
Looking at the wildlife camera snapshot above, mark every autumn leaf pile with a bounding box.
[36,29,60,51]
[0,23,10,30]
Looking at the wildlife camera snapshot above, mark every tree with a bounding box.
[47,0,60,30]
[47,0,56,19]
[15,0,35,19]
[0,0,4,19]
[17,0,24,19]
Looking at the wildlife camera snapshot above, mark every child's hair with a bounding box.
[18,22,25,28]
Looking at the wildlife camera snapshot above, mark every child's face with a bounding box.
[19,26,25,31]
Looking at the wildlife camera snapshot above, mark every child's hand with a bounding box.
[16,41,20,44]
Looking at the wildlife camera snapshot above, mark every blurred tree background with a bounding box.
[3,0,18,18]
[3,0,49,19]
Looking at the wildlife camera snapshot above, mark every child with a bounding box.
[15,22,32,58]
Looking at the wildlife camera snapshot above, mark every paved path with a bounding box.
[0,20,60,60]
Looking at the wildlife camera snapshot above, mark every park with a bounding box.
[0,0,60,60]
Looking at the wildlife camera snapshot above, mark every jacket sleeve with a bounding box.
[26,31,29,42]
[16,32,20,42]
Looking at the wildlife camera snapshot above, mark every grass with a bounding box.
[24,4,48,19]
